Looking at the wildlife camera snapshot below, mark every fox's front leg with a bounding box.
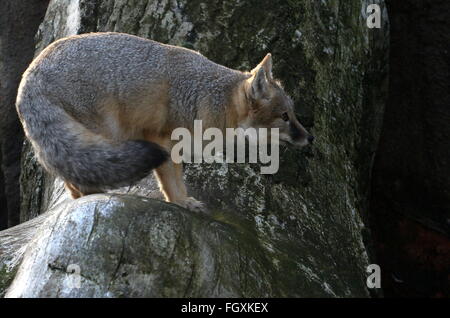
[154,160,205,212]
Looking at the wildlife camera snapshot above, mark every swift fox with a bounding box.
[16,32,313,211]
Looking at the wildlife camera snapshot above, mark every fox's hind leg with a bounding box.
[64,182,83,199]
[64,182,102,199]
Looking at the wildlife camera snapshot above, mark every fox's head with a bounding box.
[238,54,314,148]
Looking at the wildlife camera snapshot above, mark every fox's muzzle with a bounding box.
[289,119,314,147]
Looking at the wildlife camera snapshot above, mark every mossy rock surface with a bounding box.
[8,194,339,297]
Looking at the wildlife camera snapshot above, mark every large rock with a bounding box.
[7,194,324,297]
[11,0,389,297]
[0,206,51,297]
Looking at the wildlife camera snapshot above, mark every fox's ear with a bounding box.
[249,67,269,101]
[251,53,273,80]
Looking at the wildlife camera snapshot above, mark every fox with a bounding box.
[16,32,314,211]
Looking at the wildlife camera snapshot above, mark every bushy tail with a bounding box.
[17,85,168,193]
[50,139,169,192]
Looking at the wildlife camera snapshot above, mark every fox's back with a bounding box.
[24,33,172,102]
[20,33,242,122]
[25,32,238,91]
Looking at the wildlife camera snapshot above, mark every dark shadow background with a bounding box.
[370,0,450,297]
[0,0,49,229]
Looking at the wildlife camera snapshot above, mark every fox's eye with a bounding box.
[281,112,289,121]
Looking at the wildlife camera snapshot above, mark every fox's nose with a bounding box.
[307,135,315,144]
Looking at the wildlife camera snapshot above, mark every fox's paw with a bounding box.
[175,197,206,213]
